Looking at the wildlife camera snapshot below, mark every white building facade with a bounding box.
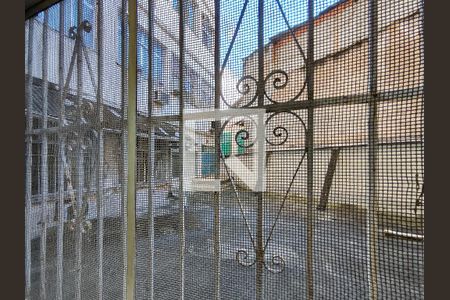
[25,0,216,237]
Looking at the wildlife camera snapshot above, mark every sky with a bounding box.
[219,0,343,77]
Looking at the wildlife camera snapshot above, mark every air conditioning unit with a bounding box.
[153,90,169,107]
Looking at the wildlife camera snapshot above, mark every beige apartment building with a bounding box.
[227,0,424,217]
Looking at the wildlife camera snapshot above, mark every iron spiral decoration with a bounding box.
[236,249,257,268]
[216,0,309,274]
[235,250,286,274]
[234,75,259,107]
[219,110,306,274]
[220,0,307,108]
[265,110,306,146]
[264,254,286,274]
[220,116,260,150]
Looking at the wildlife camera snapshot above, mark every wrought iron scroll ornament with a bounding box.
[220,0,307,108]
[218,0,309,273]
[60,19,98,234]
[220,111,307,274]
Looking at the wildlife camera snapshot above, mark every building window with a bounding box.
[118,21,165,84]
[172,151,181,178]
[48,141,59,194]
[171,53,180,91]
[36,3,60,31]
[155,153,165,182]
[81,0,96,48]
[173,0,179,11]
[138,29,149,78]
[183,68,191,98]
[30,130,101,198]
[31,140,41,196]
[31,129,60,196]
[200,79,213,108]
[220,131,232,157]
[186,0,197,32]
[137,137,149,184]
[153,41,166,85]
[201,145,216,177]
[202,14,213,50]
[83,145,96,191]
[184,68,198,107]
[159,91,170,105]
[65,0,96,48]
[36,0,96,48]
[117,12,129,65]
[191,70,199,102]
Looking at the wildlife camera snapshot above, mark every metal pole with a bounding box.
[75,1,85,299]
[56,4,65,300]
[256,0,264,299]
[147,0,155,298]
[367,0,379,299]
[25,18,34,300]
[126,0,138,299]
[96,1,105,299]
[178,0,186,298]
[419,0,424,42]
[213,1,221,299]
[39,10,50,300]
[306,0,315,299]
[120,1,128,299]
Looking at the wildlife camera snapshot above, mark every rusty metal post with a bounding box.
[367,0,379,299]
[120,1,128,299]
[147,0,155,298]
[25,18,34,300]
[56,4,65,300]
[178,0,186,298]
[96,1,105,298]
[213,1,222,299]
[126,0,138,299]
[39,10,50,300]
[306,0,315,298]
[74,1,85,299]
[256,0,265,299]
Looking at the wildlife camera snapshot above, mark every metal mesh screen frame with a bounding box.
[25,0,424,299]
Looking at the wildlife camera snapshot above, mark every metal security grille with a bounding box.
[25,0,424,299]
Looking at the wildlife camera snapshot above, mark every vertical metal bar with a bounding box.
[96,1,105,299]
[367,0,379,299]
[56,4,65,300]
[147,133,156,300]
[74,154,85,300]
[25,18,34,300]
[306,0,315,299]
[213,1,221,299]
[419,0,424,40]
[178,0,186,298]
[75,1,85,299]
[147,0,155,298]
[40,10,50,300]
[256,0,264,299]
[126,0,138,299]
[120,1,128,299]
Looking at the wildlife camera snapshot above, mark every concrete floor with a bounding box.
[30,192,424,300]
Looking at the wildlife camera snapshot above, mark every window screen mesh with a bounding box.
[25,1,127,299]
[25,0,424,299]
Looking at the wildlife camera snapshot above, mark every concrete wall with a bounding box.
[265,143,423,215]
[234,0,424,217]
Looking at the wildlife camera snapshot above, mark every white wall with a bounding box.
[25,0,216,114]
